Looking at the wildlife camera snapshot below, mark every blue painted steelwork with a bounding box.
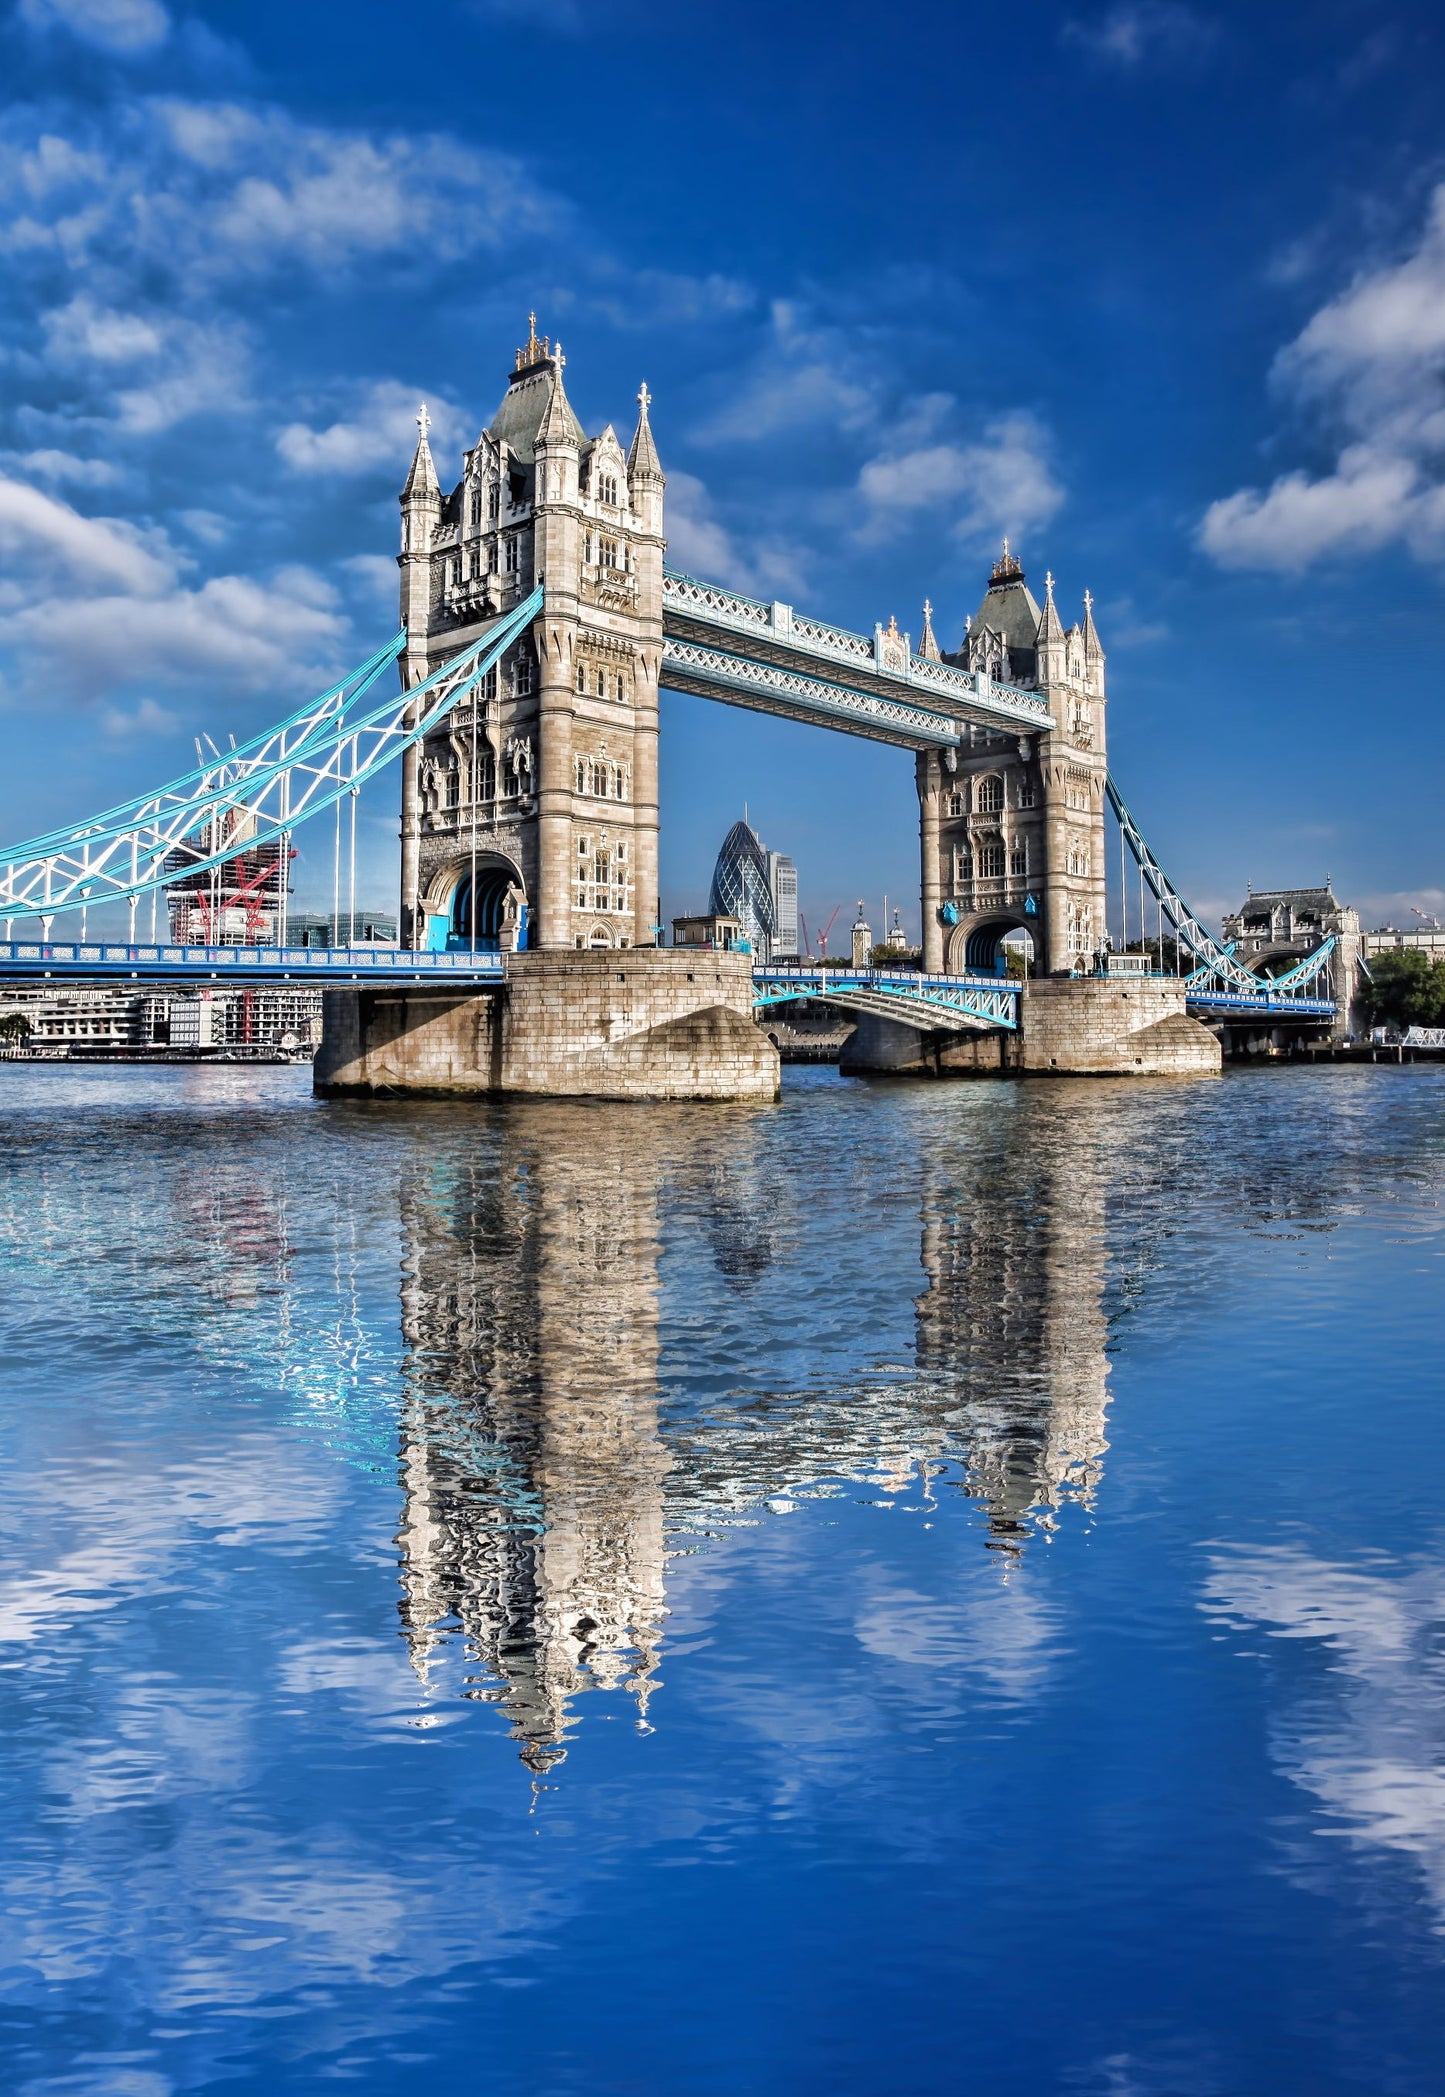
[1108,774,1338,1016]
[0,589,543,929]
[663,636,971,751]
[661,569,1055,745]
[0,942,505,985]
[753,964,1019,1032]
[1186,990,1336,1019]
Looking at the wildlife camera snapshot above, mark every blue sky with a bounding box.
[1,0,1442,940]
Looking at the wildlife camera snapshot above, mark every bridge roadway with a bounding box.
[661,569,1055,750]
[0,943,1336,1027]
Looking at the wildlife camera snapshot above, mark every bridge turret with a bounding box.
[1082,587,1105,692]
[1035,570,1067,686]
[627,382,665,536]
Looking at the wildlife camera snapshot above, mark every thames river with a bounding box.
[1,1061,1442,2094]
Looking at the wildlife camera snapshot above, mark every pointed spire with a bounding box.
[1082,586,1104,661]
[919,598,940,661]
[627,380,664,482]
[1038,569,1064,642]
[535,349,580,450]
[1035,566,1067,686]
[401,402,439,502]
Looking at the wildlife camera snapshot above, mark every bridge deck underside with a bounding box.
[662,613,1052,749]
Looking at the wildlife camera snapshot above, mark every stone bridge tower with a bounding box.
[918,547,1108,977]
[397,318,664,953]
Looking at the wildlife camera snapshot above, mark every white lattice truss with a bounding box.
[0,588,543,928]
[663,638,973,751]
[1107,776,1336,999]
[754,967,1019,1033]
[662,569,1054,740]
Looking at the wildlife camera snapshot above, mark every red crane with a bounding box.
[815,904,843,959]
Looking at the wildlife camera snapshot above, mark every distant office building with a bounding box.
[288,911,399,949]
[707,819,798,960]
[768,850,798,957]
[164,806,291,946]
[0,984,321,1056]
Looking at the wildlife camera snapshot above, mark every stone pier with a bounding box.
[314,948,780,1102]
[839,975,1221,1079]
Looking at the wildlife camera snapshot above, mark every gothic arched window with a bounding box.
[977,775,1004,813]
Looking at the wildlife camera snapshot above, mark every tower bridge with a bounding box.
[0,318,1346,1096]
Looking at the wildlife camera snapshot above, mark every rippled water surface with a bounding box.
[1,1061,1443,2095]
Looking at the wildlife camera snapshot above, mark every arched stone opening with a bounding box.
[423,853,526,952]
[950,914,1034,977]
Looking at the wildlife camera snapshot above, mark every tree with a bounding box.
[1359,949,1445,1030]
[0,1011,31,1045]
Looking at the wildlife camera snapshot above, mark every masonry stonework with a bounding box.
[918,550,1108,982]
[397,317,664,958]
[315,950,779,1103]
[839,977,1221,1079]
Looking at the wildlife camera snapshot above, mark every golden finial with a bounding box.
[515,312,551,371]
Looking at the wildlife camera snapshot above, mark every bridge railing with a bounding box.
[0,942,506,981]
[663,568,1051,726]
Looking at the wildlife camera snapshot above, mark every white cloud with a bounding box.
[100,694,179,736]
[0,472,174,593]
[18,0,170,55]
[9,448,121,486]
[857,412,1064,549]
[277,381,465,476]
[1061,1,1218,70]
[1202,1548,1445,1921]
[664,468,807,600]
[691,301,875,446]
[1199,446,1420,571]
[591,267,754,330]
[0,474,345,704]
[2,570,345,700]
[341,553,402,608]
[1202,185,1445,570]
[1350,886,1445,931]
[0,97,553,289]
[38,297,253,432]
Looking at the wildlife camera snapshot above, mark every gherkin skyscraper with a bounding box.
[708,819,797,960]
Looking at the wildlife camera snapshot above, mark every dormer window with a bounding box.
[488,483,500,521]
[469,492,482,532]
[599,473,619,506]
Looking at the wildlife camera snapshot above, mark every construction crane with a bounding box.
[815,904,843,959]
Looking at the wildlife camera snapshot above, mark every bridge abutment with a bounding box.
[314,949,779,1102]
[838,976,1220,1080]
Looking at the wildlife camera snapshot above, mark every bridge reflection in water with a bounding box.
[390,1094,1112,1773]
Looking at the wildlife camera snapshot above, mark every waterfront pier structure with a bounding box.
[0,320,1351,1094]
